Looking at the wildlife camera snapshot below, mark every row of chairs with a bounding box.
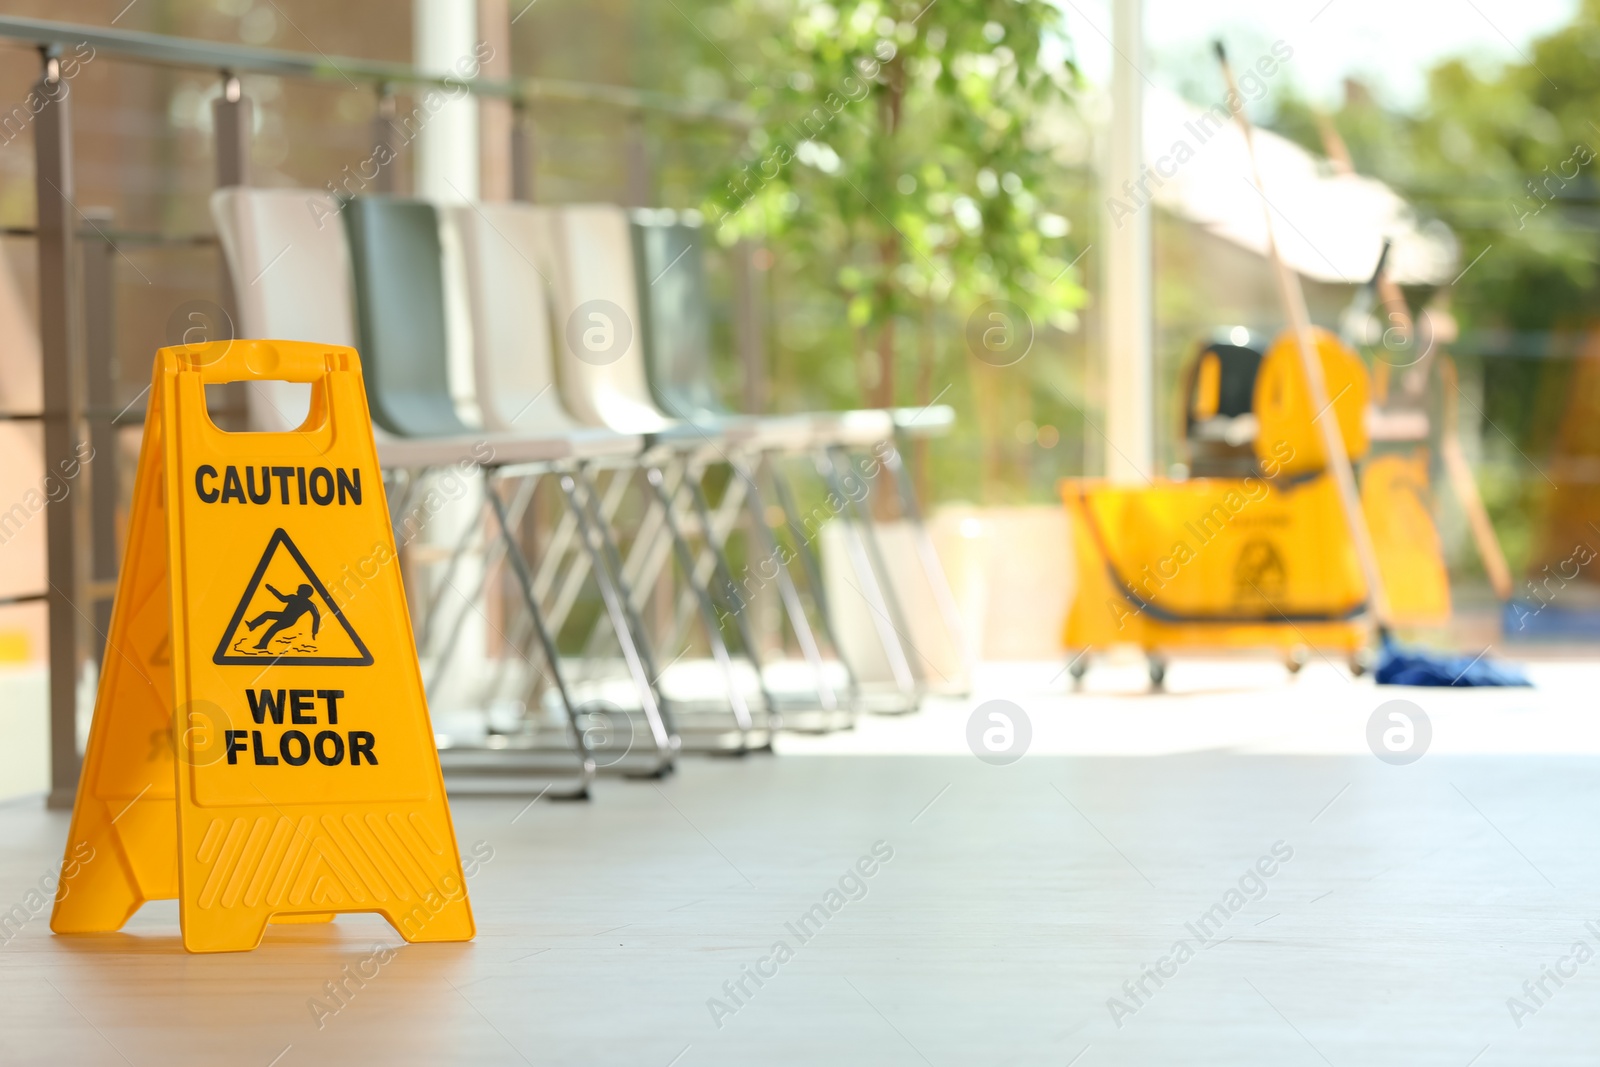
[210,189,965,798]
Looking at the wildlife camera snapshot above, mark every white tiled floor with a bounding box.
[1,656,1597,1065]
[781,655,1600,756]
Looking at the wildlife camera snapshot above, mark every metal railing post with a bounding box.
[35,48,83,809]
[0,13,760,803]
[212,71,250,428]
[373,85,398,194]
[733,240,766,414]
[82,208,116,662]
[624,112,651,208]
[511,103,535,202]
[212,72,251,187]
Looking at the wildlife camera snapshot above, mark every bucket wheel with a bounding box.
[1349,648,1374,677]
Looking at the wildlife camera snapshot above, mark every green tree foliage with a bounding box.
[1272,3,1600,337]
[701,0,1086,409]
[1269,3,1600,577]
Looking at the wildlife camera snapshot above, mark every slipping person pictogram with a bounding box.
[214,528,373,666]
[246,583,321,650]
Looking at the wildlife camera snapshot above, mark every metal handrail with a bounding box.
[2,226,214,242]
[0,14,752,127]
[9,11,760,809]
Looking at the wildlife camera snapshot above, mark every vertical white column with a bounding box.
[1104,0,1153,484]
[414,0,488,720]
[415,0,482,405]
[414,0,481,202]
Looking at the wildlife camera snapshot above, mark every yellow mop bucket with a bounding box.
[1061,473,1370,658]
[1361,451,1452,627]
[1061,327,1450,675]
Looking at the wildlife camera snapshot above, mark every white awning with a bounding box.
[1138,88,1458,286]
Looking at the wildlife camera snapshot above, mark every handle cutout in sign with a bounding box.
[50,339,474,953]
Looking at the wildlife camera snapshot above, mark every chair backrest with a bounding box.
[538,204,670,434]
[342,197,474,438]
[447,202,586,436]
[210,188,355,430]
[630,210,723,420]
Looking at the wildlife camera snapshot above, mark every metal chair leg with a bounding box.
[414,493,489,652]
[818,446,921,709]
[554,472,677,773]
[548,463,634,631]
[425,472,536,699]
[884,431,969,691]
[531,480,580,603]
[567,465,679,738]
[483,476,596,796]
[768,461,862,711]
[644,466,758,749]
[732,453,840,717]
[661,461,742,655]
[620,461,681,609]
[681,465,780,733]
[385,469,418,535]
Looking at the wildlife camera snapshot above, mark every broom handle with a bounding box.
[1377,273,1442,403]
[1216,44,1393,626]
[1438,356,1515,600]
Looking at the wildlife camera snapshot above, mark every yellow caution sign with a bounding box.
[51,340,474,953]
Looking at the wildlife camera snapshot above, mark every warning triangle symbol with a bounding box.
[213,528,373,666]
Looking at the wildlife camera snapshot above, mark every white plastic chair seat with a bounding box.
[701,412,815,452]
[532,202,963,455]
[807,409,895,448]
[374,429,642,470]
[641,412,814,456]
[737,412,815,451]
[894,404,956,438]
[644,421,735,450]
[566,426,648,459]
[805,406,955,447]
[375,434,514,469]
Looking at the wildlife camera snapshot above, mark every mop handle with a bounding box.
[1214,42,1393,626]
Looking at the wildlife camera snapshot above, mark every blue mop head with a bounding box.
[1375,632,1531,687]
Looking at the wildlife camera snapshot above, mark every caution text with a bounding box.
[195,465,362,507]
